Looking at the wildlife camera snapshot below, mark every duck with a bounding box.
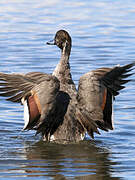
[0,29,134,142]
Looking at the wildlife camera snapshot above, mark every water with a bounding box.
[0,0,135,179]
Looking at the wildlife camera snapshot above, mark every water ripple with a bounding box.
[0,0,135,179]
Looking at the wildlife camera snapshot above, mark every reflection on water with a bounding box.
[0,0,135,179]
[0,140,120,180]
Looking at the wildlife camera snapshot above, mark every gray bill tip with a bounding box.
[46,39,55,45]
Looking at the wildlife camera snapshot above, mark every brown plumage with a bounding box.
[0,30,134,142]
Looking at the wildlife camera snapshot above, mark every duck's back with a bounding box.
[49,31,85,142]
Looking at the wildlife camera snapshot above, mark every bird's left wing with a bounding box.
[0,72,52,103]
[0,72,65,140]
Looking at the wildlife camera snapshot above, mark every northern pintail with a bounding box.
[0,30,134,142]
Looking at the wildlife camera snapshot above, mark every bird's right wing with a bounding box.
[77,63,134,138]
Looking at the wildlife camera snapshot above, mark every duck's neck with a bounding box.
[53,46,73,85]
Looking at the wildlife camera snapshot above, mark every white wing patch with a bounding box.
[112,95,114,129]
[22,100,30,130]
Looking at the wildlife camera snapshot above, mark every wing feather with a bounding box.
[77,63,135,134]
[0,72,58,103]
[0,72,66,140]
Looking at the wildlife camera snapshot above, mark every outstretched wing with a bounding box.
[77,63,134,136]
[0,72,65,140]
[0,72,55,103]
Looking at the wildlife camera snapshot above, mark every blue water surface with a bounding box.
[0,0,135,179]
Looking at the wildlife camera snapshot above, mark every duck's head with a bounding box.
[47,30,72,53]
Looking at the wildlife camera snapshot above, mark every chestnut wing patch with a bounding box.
[101,88,107,111]
[23,94,41,130]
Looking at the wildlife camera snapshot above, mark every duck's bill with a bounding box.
[46,39,56,45]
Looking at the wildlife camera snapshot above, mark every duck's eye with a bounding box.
[54,38,58,45]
